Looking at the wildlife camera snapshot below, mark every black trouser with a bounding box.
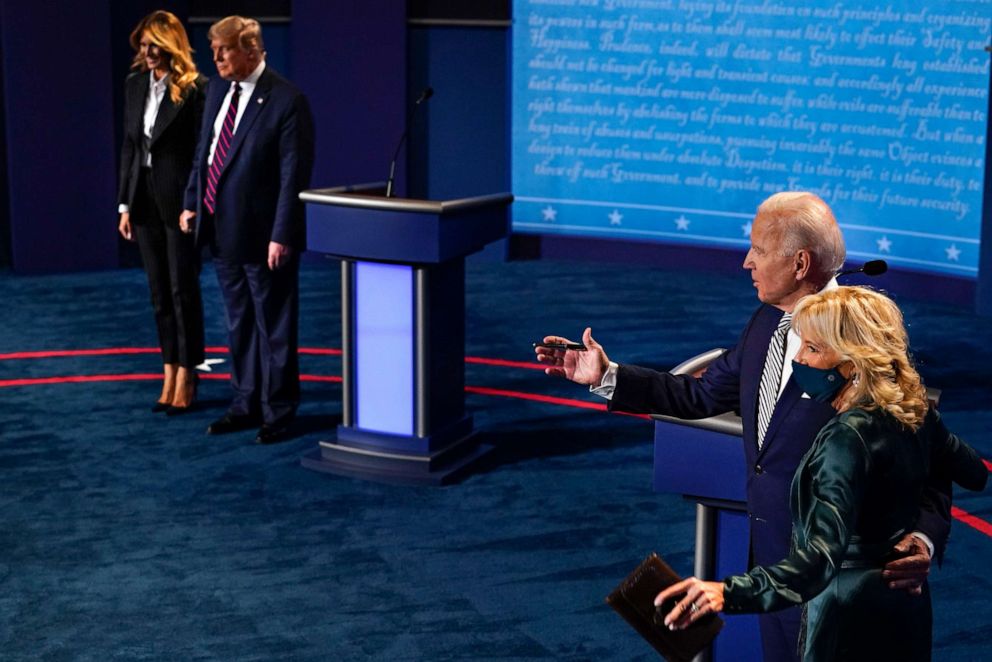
[132,168,205,368]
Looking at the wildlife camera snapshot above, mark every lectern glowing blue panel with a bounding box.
[299,184,512,485]
[355,262,413,435]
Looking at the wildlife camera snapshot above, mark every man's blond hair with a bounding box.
[208,15,265,54]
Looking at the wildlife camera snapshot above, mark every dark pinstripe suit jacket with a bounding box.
[118,71,207,227]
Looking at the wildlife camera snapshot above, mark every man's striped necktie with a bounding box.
[204,82,241,215]
[756,313,792,449]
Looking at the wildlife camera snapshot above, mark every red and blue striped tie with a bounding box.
[204,82,241,214]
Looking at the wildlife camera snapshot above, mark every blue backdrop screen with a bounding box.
[511,0,991,277]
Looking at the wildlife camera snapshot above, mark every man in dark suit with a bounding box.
[180,15,314,444]
[536,192,950,662]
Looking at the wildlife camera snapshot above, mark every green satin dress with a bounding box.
[722,407,988,662]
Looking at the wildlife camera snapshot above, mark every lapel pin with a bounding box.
[257,98,264,104]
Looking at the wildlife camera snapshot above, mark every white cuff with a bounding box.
[911,532,934,559]
[589,361,619,400]
[118,204,129,214]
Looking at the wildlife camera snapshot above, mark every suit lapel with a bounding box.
[129,74,151,139]
[150,89,180,146]
[756,378,802,461]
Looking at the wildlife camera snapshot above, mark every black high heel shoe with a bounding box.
[151,401,171,413]
[166,372,198,416]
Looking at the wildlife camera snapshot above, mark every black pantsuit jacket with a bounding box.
[119,72,207,228]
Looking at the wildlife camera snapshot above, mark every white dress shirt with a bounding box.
[143,71,168,166]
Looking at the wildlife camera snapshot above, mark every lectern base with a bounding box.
[301,433,493,486]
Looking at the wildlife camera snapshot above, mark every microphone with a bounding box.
[385,87,434,198]
[837,260,888,278]
[413,86,434,105]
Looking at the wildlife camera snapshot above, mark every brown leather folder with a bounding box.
[605,553,724,661]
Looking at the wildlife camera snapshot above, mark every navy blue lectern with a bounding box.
[299,184,512,485]
[652,349,762,662]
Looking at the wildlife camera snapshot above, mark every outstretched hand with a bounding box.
[534,327,610,386]
[882,533,931,595]
[654,577,725,630]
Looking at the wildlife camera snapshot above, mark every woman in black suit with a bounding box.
[118,10,206,414]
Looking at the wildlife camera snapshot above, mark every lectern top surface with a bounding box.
[300,187,513,215]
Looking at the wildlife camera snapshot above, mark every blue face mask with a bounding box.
[791,361,848,403]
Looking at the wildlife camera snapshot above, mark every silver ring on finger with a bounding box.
[690,603,700,614]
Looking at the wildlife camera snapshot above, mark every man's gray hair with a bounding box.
[756,192,846,285]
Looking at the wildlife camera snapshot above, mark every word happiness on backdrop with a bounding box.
[511,0,991,276]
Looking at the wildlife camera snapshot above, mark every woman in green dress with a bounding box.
[655,286,988,662]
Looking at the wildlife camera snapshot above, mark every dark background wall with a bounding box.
[408,26,508,201]
[291,0,406,193]
[0,0,118,274]
[976,73,992,316]
[0,6,10,270]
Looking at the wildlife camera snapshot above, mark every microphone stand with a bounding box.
[384,139,405,198]
[385,87,433,198]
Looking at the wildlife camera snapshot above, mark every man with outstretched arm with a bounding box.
[535,192,951,662]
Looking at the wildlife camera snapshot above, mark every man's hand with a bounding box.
[535,327,610,385]
[118,212,133,241]
[179,210,196,234]
[882,533,931,595]
[268,241,292,270]
[654,577,725,630]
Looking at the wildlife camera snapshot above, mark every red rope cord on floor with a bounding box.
[0,345,348,360]
[951,506,992,538]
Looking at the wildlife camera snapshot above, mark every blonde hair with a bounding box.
[792,286,928,429]
[208,16,265,55]
[756,192,846,288]
[129,10,199,105]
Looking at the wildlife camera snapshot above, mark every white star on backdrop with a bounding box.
[742,222,752,237]
[876,236,892,253]
[946,244,961,262]
[541,206,557,222]
[608,209,623,225]
[675,215,690,231]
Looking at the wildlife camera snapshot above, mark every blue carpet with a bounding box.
[0,257,989,660]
